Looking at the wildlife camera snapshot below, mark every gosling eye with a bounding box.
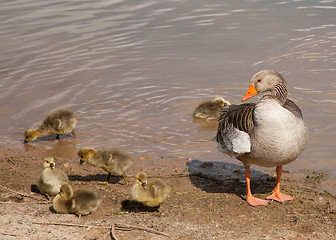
[257,78,262,83]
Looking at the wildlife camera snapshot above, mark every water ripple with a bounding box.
[0,0,335,176]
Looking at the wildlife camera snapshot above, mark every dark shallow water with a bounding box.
[0,0,335,177]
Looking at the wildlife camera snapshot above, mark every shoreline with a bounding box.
[0,145,335,239]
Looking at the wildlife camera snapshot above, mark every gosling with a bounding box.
[37,157,68,200]
[193,97,230,121]
[52,184,102,217]
[24,108,79,142]
[132,172,170,210]
[78,147,134,186]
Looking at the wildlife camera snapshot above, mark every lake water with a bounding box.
[1,0,335,178]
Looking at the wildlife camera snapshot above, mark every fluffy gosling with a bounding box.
[78,147,134,186]
[52,184,102,217]
[37,157,68,200]
[193,97,230,120]
[132,172,170,210]
[24,108,78,142]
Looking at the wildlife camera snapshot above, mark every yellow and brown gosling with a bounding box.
[37,157,68,200]
[24,108,79,142]
[193,97,230,121]
[52,184,102,217]
[78,147,134,186]
[132,172,170,211]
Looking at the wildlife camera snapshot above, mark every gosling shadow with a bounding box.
[30,184,53,201]
[30,184,40,194]
[22,134,74,144]
[121,200,159,213]
[68,174,123,185]
[187,160,275,197]
[49,205,57,213]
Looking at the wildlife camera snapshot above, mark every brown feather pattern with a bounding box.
[216,103,255,144]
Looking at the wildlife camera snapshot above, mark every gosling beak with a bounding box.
[50,163,55,169]
[80,160,84,165]
[142,182,147,189]
[24,139,28,143]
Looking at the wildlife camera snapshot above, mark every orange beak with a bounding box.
[242,84,259,102]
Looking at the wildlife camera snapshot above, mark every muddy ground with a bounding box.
[0,144,335,240]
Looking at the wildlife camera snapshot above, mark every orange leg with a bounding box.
[245,168,269,206]
[266,166,294,202]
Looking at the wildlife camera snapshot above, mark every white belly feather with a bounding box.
[242,99,308,167]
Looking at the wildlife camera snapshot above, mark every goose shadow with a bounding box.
[68,174,123,185]
[120,200,159,213]
[187,160,275,198]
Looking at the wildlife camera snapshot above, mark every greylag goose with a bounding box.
[216,70,308,206]
[193,97,231,120]
[38,157,68,200]
[78,147,134,186]
[132,172,170,209]
[24,108,78,142]
[52,184,102,217]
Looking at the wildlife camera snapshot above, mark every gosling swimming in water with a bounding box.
[193,97,230,121]
[37,157,68,200]
[52,184,102,217]
[132,172,170,210]
[24,108,78,142]
[78,147,134,186]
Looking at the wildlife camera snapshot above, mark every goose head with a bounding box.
[43,157,55,169]
[78,148,96,165]
[59,184,73,200]
[135,172,148,189]
[242,70,286,102]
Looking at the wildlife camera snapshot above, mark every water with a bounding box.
[0,0,335,177]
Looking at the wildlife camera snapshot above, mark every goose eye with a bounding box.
[257,78,262,83]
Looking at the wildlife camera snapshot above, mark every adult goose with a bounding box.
[216,70,308,206]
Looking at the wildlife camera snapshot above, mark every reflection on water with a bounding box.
[0,0,335,177]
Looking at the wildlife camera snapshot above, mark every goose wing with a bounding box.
[216,103,255,157]
[283,99,303,119]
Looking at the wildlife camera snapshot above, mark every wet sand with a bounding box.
[0,145,335,239]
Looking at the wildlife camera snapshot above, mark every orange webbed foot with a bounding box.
[246,195,269,206]
[266,191,294,202]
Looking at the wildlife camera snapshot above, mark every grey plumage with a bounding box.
[216,70,308,206]
[217,70,307,164]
